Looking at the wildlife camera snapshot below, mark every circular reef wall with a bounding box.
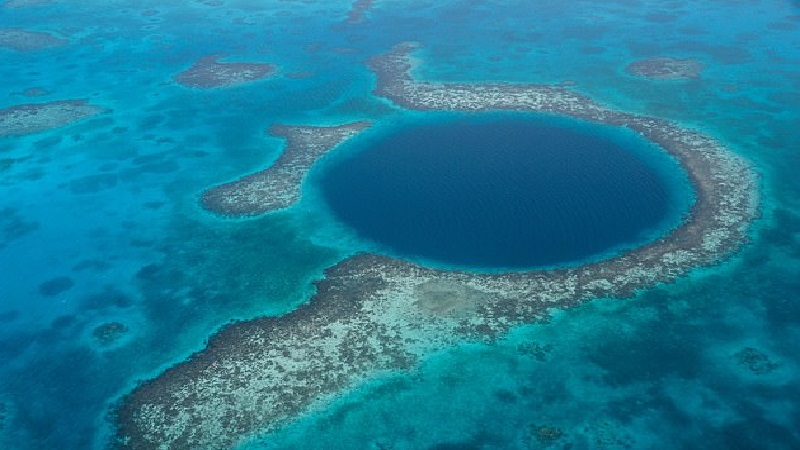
[114,42,759,450]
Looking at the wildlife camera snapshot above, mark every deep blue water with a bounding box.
[320,116,679,268]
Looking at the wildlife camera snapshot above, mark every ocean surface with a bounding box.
[1,0,798,449]
[318,114,690,270]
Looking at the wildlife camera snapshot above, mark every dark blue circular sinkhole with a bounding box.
[319,115,687,270]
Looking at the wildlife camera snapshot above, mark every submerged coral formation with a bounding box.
[345,0,376,24]
[20,87,49,97]
[0,28,67,51]
[626,57,704,80]
[114,44,759,450]
[201,121,371,216]
[38,276,74,297]
[531,423,565,444]
[1,0,54,7]
[174,56,276,88]
[93,322,129,346]
[0,397,13,446]
[733,347,779,375]
[0,206,39,250]
[0,100,104,137]
[517,341,553,362]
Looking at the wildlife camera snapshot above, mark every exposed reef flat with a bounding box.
[0,28,67,51]
[626,57,704,80]
[114,43,759,449]
[0,100,105,137]
[174,56,276,89]
[201,121,371,217]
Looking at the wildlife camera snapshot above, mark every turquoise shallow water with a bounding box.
[0,0,798,449]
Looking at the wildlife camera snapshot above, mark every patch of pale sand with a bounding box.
[413,279,493,318]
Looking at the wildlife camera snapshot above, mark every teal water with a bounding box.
[0,1,798,449]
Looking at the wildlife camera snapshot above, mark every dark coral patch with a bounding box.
[39,276,74,297]
[344,0,376,24]
[284,71,314,79]
[68,174,118,194]
[1,0,54,7]
[0,28,67,51]
[626,57,703,80]
[135,264,160,280]
[581,46,605,54]
[0,310,20,324]
[0,207,39,249]
[530,424,565,444]
[73,259,111,271]
[21,87,49,97]
[733,347,779,375]
[51,315,77,330]
[81,289,134,311]
[92,322,129,346]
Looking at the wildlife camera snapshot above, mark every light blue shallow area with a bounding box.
[0,0,798,449]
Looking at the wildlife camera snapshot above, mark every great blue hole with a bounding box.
[318,114,692,270]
